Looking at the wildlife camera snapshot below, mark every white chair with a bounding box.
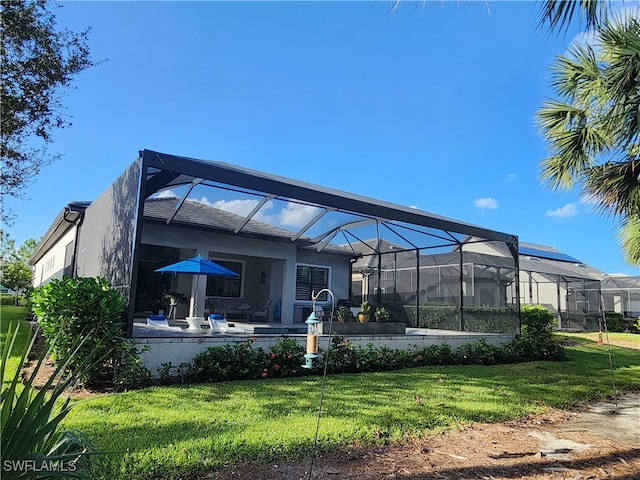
[207,314,245,334]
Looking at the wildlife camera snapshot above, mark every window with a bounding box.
[63,241,75,278]
[296,265,329,301]
[206,259,243,298]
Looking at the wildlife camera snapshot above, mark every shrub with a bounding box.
[502,305,565,362]
[164,316,567,386]
[189,339,269,382]
[604,311,626,332]
[323,335,358,373]
[266,337,306,378]
[1,323,101,479]
[29,276,150,387]
[453,338,502,365]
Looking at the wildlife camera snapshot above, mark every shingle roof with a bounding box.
[143,197,354,255]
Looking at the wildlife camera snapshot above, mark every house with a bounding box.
[601,275,640,321]
[30,149,521,337]
[464,240,604,330]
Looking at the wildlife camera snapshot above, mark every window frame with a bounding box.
[206,257,245,299]
[295,263,331,303]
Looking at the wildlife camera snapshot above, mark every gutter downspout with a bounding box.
[62,206,85,279]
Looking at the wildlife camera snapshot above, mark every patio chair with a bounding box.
[250,299,272,322]
[207,314,245,334]
[147,314,170,327]
[226,302,252,320]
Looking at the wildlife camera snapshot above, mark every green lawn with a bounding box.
[1,306,32,383]
[560,330,640,350]
[61,336,640,480]
[4,305,638,479]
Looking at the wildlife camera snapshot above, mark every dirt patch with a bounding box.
[208,393,640,480]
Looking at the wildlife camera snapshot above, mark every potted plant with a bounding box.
[336,305,353,323]
[164,292,184,306]
[358,300,371,323]
[374,306,389,323]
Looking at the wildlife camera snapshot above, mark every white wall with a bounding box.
[141,224,352,324]
[32,229,77,287]
[138,331,513,377]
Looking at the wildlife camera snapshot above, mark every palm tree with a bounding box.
[537,12,640,266]
[537,0,609,33]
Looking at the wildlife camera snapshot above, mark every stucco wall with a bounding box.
[137,332,513,378]
[76,158,142,300]
[141,224,352,324]
[32,228,77,287]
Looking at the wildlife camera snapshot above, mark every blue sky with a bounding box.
[5,0,639,275]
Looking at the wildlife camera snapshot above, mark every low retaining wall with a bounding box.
[319,322,406,335]
[137,331,514,378]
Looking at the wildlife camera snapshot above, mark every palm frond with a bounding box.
[617,215,640,266]
[538,0,609,35]
[584,159,640,217]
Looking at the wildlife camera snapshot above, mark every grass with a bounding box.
[61,335,640,480]
[560,330,640,350]
[4,304,638,479]
[1,306,32,383]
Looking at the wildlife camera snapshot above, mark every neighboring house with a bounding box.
[601,275,640,320]
[459,240,604,330]
[30,149,520,338]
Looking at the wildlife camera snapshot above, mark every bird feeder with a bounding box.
[303,310,321,369]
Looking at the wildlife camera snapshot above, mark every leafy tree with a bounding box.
[537,12,640,266]
[0,0,94,224]
[0,232,36,304]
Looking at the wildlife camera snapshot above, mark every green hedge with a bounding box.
[160,305,565,385]
[0,293,26,306]
[403,304,518,333]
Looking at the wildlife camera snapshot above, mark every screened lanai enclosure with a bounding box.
[70,149,522,337]
[601,276,640,320]
[520,271,602,331]
[352,241,520,334]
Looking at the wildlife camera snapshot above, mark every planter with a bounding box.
[357,313,371,323]
[319,322,406,335]
[185,316,204,330]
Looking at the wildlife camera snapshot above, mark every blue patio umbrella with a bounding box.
[155,255,239,317]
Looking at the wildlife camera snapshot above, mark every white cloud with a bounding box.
[278,203,320,228]
[504,173,518,183]
[153,189,178,199]
[473,197,499,210]
[191,197,274,222]
[545,203,579,218]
